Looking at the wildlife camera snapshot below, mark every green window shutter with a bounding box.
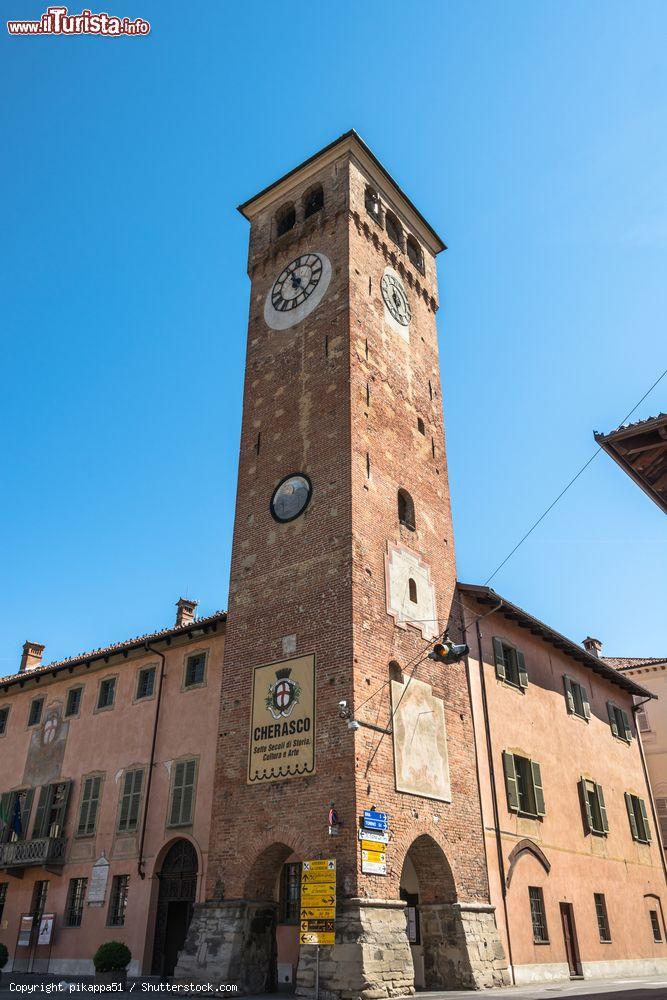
[51,781,71,837]
[517,651,529,689]
[0,792,13,843]
[502,752,519,812]
[596,783,609,834]
[19,789,35,841]
[579,778,593,833]
[180,760,196,825]
[639,798,652,843]
[626,792,639,840]
[170,762,185,826]
[33,786,54,839]
[620,710,633,742]
[607,702,619,737]
[582,687,592,720]
[118,771,133,832]
[531,760,546,816]
[128,770,144,831]
[77,779,92,836]
[493,638,506,681]
[563,676,575,713]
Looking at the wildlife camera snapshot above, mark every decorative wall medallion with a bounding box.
[381,267,412,328]
[264,252,332,330]
[270,473,312,523]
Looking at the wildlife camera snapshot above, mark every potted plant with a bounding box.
[93,941,131,989]
[0,942,9,985]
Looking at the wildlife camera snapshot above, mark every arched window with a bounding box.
[398,488,415,530]
[304,184,324,219]
[389,661,403,683]
[385,211,403,248]
[417,417,425,435]
[408,578,418,603]
[365,186,380,220]
[407,235,424,273]
[275,203,295,238]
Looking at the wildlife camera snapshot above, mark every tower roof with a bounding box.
[237,130,447,256]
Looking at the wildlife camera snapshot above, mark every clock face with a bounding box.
[270,473,312,523]
[264,252,332,331]
[381,269,412,327]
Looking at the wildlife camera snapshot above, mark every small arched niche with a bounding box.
[275,203,295,237]
[398,488,415,531]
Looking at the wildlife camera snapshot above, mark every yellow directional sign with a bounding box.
[361,848,386,864]
[300,906,336,920]
[300,931,335,946]
[361,840,387,854]
[301,860,336,945]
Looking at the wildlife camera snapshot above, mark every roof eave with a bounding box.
[457,582,656,700]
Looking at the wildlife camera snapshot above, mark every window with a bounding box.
[0,706,8,736]
[397,489,415,530]
[168,758,197,827]
[279,862,301,924]
[493,638,528,690]
[28,697,44,727]
[503,752,545,817]
[1,789,35,843]
[408,578,418,604]
[607,701,632,742]
[276,204,295,237]
[417,417,425,435]
[34,781,72,839]
[0,883,7,923]
[136,667,156,701]
[31,880,49,918]
[97,677,116,711]
[304,184,324,219]
[635,701,651,733]
[184,653,207,689]
[117,768,144,834]
[579,779,609,836]
[385,211,403,248]
[365,186,380,220]
[65,877,87,928]
[65,687,83,718]
[650,910,663,943]
[529,887,549,943]
[656,798,667,843]
[77,776,102,837]
[594,893,611,942]
[563,676,590,720]
[406,234,424,272]
[626,792,651,843]
[107,875,129,927]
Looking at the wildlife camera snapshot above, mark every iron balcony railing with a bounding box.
[0,837,67,869]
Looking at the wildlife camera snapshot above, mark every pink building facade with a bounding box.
[0,599,224,978]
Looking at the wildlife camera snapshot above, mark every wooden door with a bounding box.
[560,902,582,977]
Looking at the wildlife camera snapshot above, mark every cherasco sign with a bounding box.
[248,653,316,783]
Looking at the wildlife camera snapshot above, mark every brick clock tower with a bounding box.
[178,133,507,995]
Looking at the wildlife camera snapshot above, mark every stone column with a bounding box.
[174,899,278,994]
[419,901,510,989]
[296,898,414,1000]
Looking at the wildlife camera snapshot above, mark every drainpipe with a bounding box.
[474,602,516,984]
[138,643,167,880]
[632,697,667,884]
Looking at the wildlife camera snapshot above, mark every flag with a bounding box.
[10,794,22,838]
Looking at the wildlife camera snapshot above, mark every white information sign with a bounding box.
[87,855,110,906]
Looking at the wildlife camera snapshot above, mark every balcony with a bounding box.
[0,837,67,873]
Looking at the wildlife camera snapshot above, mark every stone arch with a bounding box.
[151,834,201,879]
[506,838,551,888]
[242,826,309,900]
[402,833,457,904]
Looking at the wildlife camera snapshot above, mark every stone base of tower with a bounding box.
[176,897,508,997]
[419,902,510,990]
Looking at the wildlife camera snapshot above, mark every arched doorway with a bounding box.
[242,842,302,994]
[151,839,198,977]
[400,834,467,990]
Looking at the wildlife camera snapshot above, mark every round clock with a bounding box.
[381,268,412,327]
[270,473,313,523]
[264,252,332,331]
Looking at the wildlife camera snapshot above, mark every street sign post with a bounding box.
[300,859,337,1000]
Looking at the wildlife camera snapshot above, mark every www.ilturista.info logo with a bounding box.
[7,7,150,36]
[265,668,302,721]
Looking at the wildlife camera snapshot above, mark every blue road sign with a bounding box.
[363,810,388,823]
[363,818,388,831]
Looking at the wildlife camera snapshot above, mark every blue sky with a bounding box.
[2,0,665,673]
